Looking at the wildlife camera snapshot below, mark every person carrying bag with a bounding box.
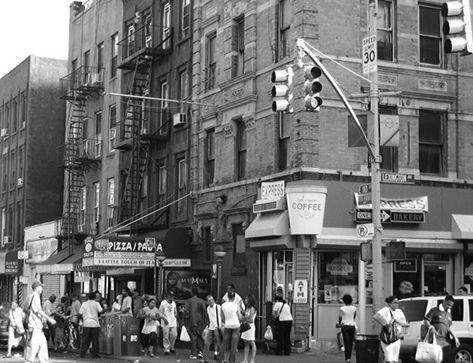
[415,326,443,363]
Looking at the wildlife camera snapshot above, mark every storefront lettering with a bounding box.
[107,241,154,252]
[327,258,353,276]
[291,202,322,212]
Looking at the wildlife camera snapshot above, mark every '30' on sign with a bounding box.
[362,35,377,75]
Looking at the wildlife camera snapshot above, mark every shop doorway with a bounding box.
[424,263,447,296]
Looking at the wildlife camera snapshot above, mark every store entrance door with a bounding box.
[424,263,447,296]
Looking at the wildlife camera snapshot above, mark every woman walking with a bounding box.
[240,294,257,363]
[338,294,357,363]
[6,302,25,358]
[374,296,409,363]
[272,295,293,356]
[141,298,167,357]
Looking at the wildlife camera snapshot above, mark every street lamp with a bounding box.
[156,249,166,301]
[214,245,227,302]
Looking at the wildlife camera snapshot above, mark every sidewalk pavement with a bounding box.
[45,349,347,363]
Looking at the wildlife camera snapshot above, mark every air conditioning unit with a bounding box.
[3,236,11,244]
[1,128,8,138]
[173,113,187,127]
[17,178,24,187]
[90,73,103,85]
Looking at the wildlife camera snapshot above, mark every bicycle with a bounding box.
[62,316,81,353]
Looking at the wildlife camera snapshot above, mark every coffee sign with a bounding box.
[286,186,327,235]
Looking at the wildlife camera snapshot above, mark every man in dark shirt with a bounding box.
[423,295,459,363]
[185,286,208,359]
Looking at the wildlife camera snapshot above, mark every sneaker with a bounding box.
[171,349,176,354]
[198,352,204,358]
[190,355,198,359]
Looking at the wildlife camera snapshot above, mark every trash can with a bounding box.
[355,334,380,363]
[99,315,115,355]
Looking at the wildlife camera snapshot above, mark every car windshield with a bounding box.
[398,299,428,322]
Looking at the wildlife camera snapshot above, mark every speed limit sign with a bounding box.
[362,35,377,75]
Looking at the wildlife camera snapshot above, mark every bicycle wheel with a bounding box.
[68,327,81,353]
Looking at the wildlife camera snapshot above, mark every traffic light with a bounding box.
[442,0,473,54]
[304,65,323,111]
[271,67,294,113]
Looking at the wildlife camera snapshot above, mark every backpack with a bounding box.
[22,294,34,330]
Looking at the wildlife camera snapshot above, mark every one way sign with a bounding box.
[354,209,391,223]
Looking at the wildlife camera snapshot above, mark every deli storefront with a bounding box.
[246,178,472,349]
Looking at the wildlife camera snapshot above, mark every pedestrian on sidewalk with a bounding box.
[241,294,257,363]
[121,287,133,316]
[338,294,357,363]
[221,286,242,363]
[141,298,166,357]
[79,292,103,359]
[6,301,25,358]
[53,297,68,351]
[25,280,56,363]
[159,292,178,355]
[203,295,222,363]
[185,286,208,359]
[272,295,292,356]
[42,294,56,347]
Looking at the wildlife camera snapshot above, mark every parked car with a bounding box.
[0,302,11,346]
[398,295,473,363]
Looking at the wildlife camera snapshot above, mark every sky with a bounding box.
[0,0,70,78]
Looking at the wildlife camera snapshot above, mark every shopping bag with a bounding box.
[264,325,273,341]
[180,325,191,342]
[202,326,209,340]
[415,327,443,363]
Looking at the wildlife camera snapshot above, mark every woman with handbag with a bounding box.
[373,296,409,363]
[240,294,257,363]
[6,302,25,358]
[272,295,293,356]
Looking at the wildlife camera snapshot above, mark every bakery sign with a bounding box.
[286,185,327,235]
[82,236,155,267]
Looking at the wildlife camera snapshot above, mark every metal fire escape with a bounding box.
[115,24,173,233]
[59,66,104,247]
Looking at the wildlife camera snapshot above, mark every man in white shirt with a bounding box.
[25,281,56,363]
[42,294,56,346]
[159,291,178,355]
[203,295,222,363]
[79,292,103,359]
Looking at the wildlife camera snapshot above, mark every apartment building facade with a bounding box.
[191,0,473,347]
[0,56,66,302]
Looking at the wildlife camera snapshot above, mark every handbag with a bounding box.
[240,321,251,333]
[379,310,400,344]
[264,325,273,341]
[180,325,191,342]
[415,327,443,363]
[273,303,285,337]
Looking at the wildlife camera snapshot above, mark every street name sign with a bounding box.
[390,211,425,223]
[381,172,415,184]
[355,209,425,224]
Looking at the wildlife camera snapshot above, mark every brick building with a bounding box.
[191,0,473,348]
[0,56,66,302]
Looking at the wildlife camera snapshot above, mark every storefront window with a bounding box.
[318,251,358,304]
[273,251,293,302]
[393,254,421,298]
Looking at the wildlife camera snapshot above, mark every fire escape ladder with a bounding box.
[120,57,152,232]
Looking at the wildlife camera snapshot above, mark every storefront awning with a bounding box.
[35,248,81,274]
[245,210,290,239]
[452,214,473,239]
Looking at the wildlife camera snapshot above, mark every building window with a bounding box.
[10,151,16,189]
[111,33,118,78]
[144,13,152,47]
[20,93,26,128]
[162,2,171,49]
[236,119,246,180]
[97,42,104,71]
[278,113,290,171]
[205,32,216,91]
[379,106,398,171]
[83,50,90,84]
[176,157,187,217]
[107,178,115,227]
[18,147,24,185]
[159,80,169,134]
[232,223,246,269]
[277,0,291,60]
[158,164,166,196]
[16,202,22,244]
[272,251,293,300]
[12,99,17,133]
[419,4,442,65]
[126,23,136,57]
[109,104,116,152]
[419,110,446,175]
[378,0,394,61]
[79,186,86,231]
[205,129,215,187]
[179,69,189,113]
[318,251,360,304]
[93,182,100,223]
[231,16,245,77]
[95,111,102,158]
[2,156,7,192]
[181,0,191,39]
